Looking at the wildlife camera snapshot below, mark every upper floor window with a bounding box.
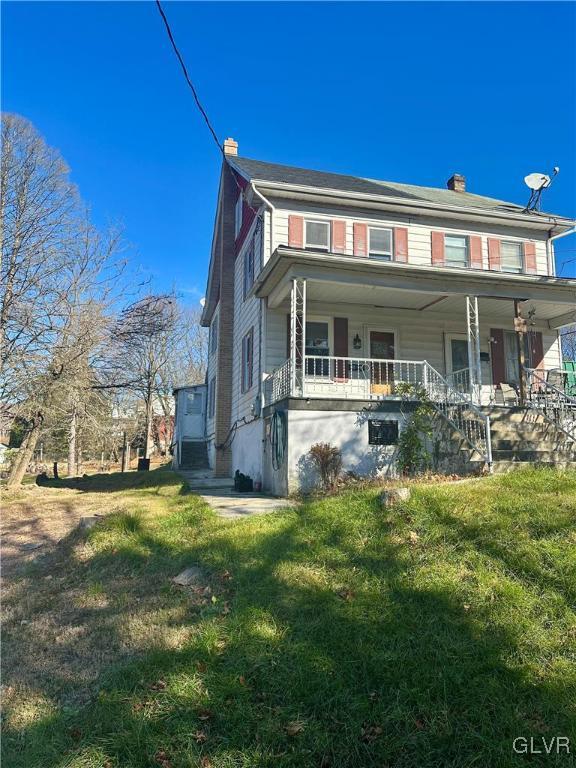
[304,220,330,252]
[243,241,255,299]
[368,227,393,260]
[234,196,243,238]
[501,241,523,273]
[445,235,469,268]
[241,328,254,392]
[210,315,218,355]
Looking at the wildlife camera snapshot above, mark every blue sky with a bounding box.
[3,1,576,296]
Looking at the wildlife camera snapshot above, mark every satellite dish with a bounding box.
[524,172,550,190]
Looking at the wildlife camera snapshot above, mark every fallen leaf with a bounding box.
[368,691,379,702]
[154,749,172,767]
[69,727,82,741]
[221,570,232,580]
[284,720,305,736]
[238,675,247,686]
[200,758,213,768]
[193,730,208,744]
[197,708,213,721]
[337,588,354,601]
[414,717,425,730]
[195,661,207,673]
[149,679,167,691]
[408,531,420,544]
[360,724,382,743]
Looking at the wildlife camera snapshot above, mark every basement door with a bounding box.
[370,331,395,395]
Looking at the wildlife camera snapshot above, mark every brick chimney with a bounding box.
[447,173,466,192]
[223,137,238,156]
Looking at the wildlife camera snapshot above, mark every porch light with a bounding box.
[353,333,362,350]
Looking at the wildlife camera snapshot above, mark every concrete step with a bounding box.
[178,470,234,491]
[491,449,574,462]
[492,460,576,474]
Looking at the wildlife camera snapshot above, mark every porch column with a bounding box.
[466,296,482,403]
[514,299,527,405]
[290,278,306,397]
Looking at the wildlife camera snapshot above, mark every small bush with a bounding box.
[308,442,342,491]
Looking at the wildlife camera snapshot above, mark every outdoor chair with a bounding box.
[494,383,519,406]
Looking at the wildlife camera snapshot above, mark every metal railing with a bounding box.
[446,367,471,394]
[263,355,492,468]
[423,362,492,467]
[525,368,576,442]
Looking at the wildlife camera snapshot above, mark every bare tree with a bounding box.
[561,325,576,362]
[1,114,124,486]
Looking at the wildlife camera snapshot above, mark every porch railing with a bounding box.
[525,368,576,442]
[446,367,471,394]
[263,356,492,468]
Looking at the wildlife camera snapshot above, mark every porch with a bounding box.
[259,247,575,410]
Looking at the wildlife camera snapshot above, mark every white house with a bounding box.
[178,139,576,493]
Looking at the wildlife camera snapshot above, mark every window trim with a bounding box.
[208,376,216,419]
[241,327,254,393]
[444,234,470,269]
[304,219,331,252]
[368,226,393,260]
[243,241,255,300]
[500,240,524,274]
[210,314,219,355]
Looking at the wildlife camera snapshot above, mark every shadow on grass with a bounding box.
[42,465,181,494]
[2,484,575,768]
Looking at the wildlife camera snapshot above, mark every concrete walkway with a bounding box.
[178,470,295,519]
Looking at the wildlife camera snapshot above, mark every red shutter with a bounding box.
[394,228,408,263]
[333,317,349,380]
[332,220,346,254]
[431,231,445,266]
[490,328,506,385]
[523,242,537,274]
[488,238,501,271]
[470,236,482,269]
[353,223,367,257]
[528,330,544,370]
[288,215,303,248]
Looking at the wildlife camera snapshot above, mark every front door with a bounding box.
[448,337,470,392]
[370,331,395,395]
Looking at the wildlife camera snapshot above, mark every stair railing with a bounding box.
[423,362,492,469]
[525,368,576,442]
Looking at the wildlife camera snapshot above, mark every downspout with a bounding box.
[251,183,276,412]
[548,225,576,276]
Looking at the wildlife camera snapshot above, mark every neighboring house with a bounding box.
[185,138,576,493]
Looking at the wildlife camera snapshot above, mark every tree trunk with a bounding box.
[68,406,77,477]
[143,394,153,459]
[6,417,43,487]
[121,431,129,472]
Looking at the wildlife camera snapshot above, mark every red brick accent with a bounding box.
[470,236,482,269]
[523,242,537,274]
[394,228,408,263]
[353,223,367,257]
[431,231,445,266]
[332,220,346,253]
[288,216,303,248]
[487,238,501,271]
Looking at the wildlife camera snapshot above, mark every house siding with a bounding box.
[263,203,550,276]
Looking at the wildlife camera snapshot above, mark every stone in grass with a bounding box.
[79,516,102,529]
[172,566,204,587]
[379,487,411,508]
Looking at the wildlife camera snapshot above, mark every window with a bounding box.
[186,392,203,414]
[243,241,255,299]
[304,220,330,252]
[305,320,330,376]
[368,420,398,445]
[234,196,243,238]
[445,235,469,268]
[501,241,523,273]
[208,376,216,419]
[210,315,218,355]
[368,227,393,260]
[241,328,254,392]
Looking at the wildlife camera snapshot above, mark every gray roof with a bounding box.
[232,156,540,216]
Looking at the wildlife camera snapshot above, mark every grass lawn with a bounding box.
[2,467,576,767]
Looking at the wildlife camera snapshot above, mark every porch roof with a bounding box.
[253,247,576,329]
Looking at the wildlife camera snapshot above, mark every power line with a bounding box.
[155,0,222,154]
[154,0,264,232]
